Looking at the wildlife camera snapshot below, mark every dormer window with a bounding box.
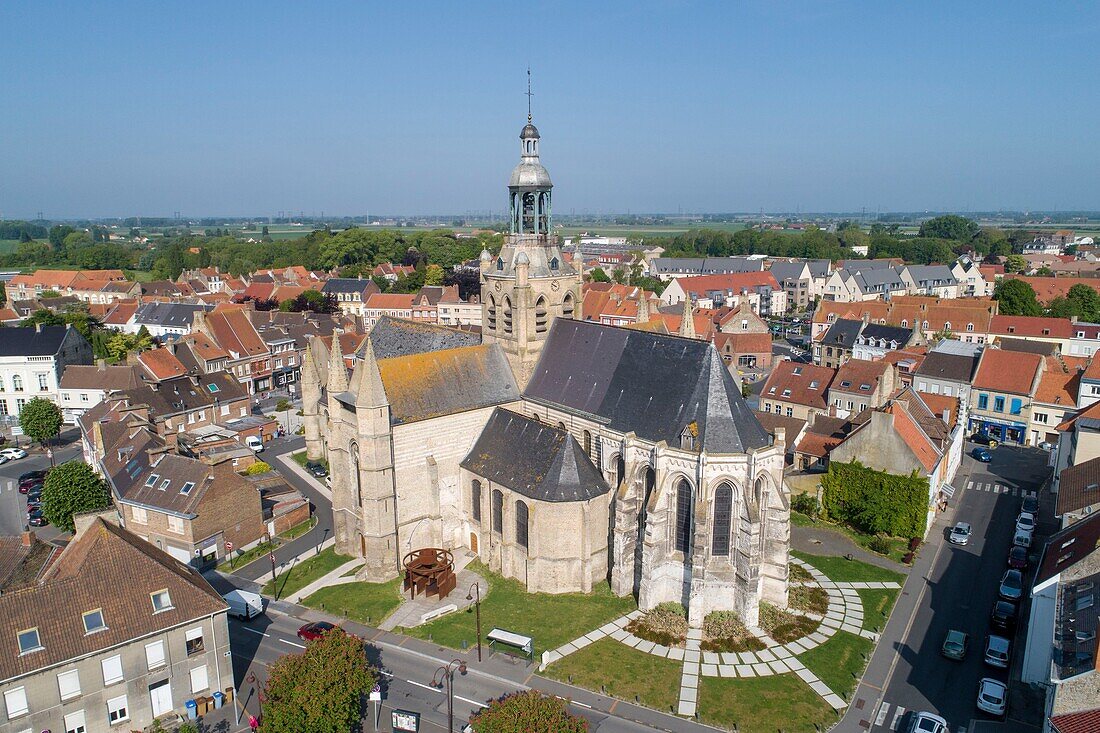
[17,628,42,654]
[901,320,908,328]
[82,609,106,634]
[496,258,504,271]
[1008,326,1015,333]
[792,367,802,376]
[840,380,852,388]
[967,323,974,332]
[768,387,777,395]
[550,257,559,270]
[151,589,173,613]
[679,427,697,451]
[1042,328,1050,335]
[860,383,871,391]
[145,474,160,487]
[809,380,819,389]
[782,389,792,397]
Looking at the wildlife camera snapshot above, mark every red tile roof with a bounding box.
[972,348,1043,395]
[364,293,417,310]
[1011,275,1100,304]
[990,315,1074,339]
[761,361,836,410]
[885,402,940,472]
[103,299,139,326]
[204,307,268,357]
[1057,399,1100,432]
[137,348,189,381]
[674,272,781,297]
[832,359,891,394]
[713,332,773,356]
[1033,356,1085,406]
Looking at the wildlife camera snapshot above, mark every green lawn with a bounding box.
[792,551,906,584]
[278,516,316,541]
[791,511,910,562]
[401,561,636,656]
[291,450,328,470]
[262,546,352,598]
[217,540,277,573]
[543,637,681,713]
[798,631,874,701]
[858,588,900,633]
[697,674,837,733]
[303,578,404,627]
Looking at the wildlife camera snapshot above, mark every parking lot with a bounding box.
[0,438,82,541]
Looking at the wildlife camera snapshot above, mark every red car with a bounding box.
[296,621,337,641]
[1007,545,1028,570]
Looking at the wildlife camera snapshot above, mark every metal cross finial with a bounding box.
[526,67,533,122]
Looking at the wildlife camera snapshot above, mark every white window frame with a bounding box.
[167,515,184,534]
[82,608,106,634]
[107,694,129,725]
[151,589,173,613]
[58,669,81,701]
[64,709,86,733]
[101,654,124,685]
[131,506,147,524]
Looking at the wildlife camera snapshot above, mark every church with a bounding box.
[300,117,791,626]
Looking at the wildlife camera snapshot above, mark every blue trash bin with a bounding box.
[185,699,198,720]
[212,691,225,709]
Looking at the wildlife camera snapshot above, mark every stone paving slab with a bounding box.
[823,693,846,710]
[736,664,755,677]
[667,647,685,661]
[756,648,776,663]
[636,639,655,654]
[680,685,698,703]
[752,662,772,676]
[684,649,700,663]
[767,659,790,674]
[610,628,629,641]
[701,663,718,677]
[702,651,720,665]
[719,664,736,677]
[795,667,817,683]
[573,636,593,650]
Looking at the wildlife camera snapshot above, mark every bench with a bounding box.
[420,603,458,624]
[487,627,534,661]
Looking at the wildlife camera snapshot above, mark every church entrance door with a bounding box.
[470,532,479,554]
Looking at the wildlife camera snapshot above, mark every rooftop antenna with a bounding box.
[526,67,533,123]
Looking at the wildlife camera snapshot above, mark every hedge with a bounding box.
[821,460,928,538]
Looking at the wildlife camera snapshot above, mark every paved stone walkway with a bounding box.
[541,557,902,717]
[791,524,910,573]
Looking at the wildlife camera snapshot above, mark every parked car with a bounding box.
[1007,545,1028,570]
[999,569,1023,601]
[1016,512,1036,533]
[0,455,9,465]
[0,447,27,460]
[970,431,998,448]
[1013,528,1033,548]
[948,522,972,545]
[970,447,992,463]
[18,480,42,495]
[1037,440,1054,452]
[976,678,1007,717]
[297,621,337,641]
[990,600,1018,633]
[25,488,42,502]
[984,634,1011,668]
[1021,495,1039,515]
[941,629,969,660]
[906,711,949,733]
[245,435,265,453]
[305,461,329,478]
[26,509,48,527]
[19,469,47,483]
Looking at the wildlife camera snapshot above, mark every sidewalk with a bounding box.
[284,557,361,603]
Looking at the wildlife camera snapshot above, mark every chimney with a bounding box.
[942,408,951,425]
[72,507,121,538]
[35,321,42,333]
[97,358,106,371]
[20,530,35,548]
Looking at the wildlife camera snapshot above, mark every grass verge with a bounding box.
[217,540,277,573]
[791,551,906,584]
[302,578,403,627]
[278,516,316,541]
[792,511,910,563]
[291,450,327,470]
[858,588,900,633]
[542,637,680,713]
[401,560,635,656]
[697,674,838,732]
[262,546,352,598]
[797,630,874,701]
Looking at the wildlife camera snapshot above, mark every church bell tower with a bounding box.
[481,99,582,388]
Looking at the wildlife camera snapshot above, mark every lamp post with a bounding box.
[431,659,467,733]
[465,582,482,662]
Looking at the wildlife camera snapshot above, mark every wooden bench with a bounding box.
[487,627,534,661]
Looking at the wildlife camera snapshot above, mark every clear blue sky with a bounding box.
[1,1,1097,218]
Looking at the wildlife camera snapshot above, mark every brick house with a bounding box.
[758,361,837,420]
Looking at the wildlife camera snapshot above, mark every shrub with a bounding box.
[701,610,765,653]
[902,551,915,565]
[908,537,922,552]
[789,586,829,616]
[245,461,272,475]
[626,602,687,647]
[759,603,819,644]
[789,563,813,582]
[821,460,928,538]
[791,493,820,519]
[868,535,893,555]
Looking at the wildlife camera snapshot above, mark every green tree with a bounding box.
[994,278,1042,317]
[261,628,375,733]
[589,267,611,283]
[1004,254,1028,274]
[39,289,62,299]
[918,215,980,241]
[105,330,153,361]
[470,691,588,733]
[1049,283,1100,322]
[40,460,111,532]
[18,397,63,446]
[424,263,444,286]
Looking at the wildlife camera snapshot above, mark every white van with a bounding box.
[245,435,264,453]
[1013,527,1033,548]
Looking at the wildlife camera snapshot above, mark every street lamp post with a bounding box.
[431,659,467,733]
[465,582,482,662]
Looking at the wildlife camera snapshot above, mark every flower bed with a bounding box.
[625,602,687,647]
[701,610,765,653]
[760,602,819,644]
[789,585,829,616]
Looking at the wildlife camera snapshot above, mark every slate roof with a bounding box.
[858,323,913,345]
[133,302,211,328]
[1036,510,1100,585]
[322,277,379,294]
[461,408,610,502]
[914,349,981,383]
[0,325,71,356]
[60,364,143,391]
[821,318,864,350]
[997,337,1058,356]
[365,316,480,360]
[651,257,763,275]
[375,344,519,425]
[525,320,769,454]
[0,518,226,682]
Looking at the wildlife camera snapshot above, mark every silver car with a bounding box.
[1016,512,1036,533]
[998,569,1023,602]
[985,634,1011,668]
[906,711,949,733]
[948,522,972,545]
[976,677,1007,717]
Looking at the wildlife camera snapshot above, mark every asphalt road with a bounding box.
[841,443,1052,733]
[0,435,83,539]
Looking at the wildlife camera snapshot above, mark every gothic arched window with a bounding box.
[350,443,362,506]
[471,480,482,523]
[550,257,559,270]
[496,257,504,271]
[562,293,575,320]
[486,295,497,330]
[491,490,504,534]
[502,296,513,335]
[516,500,529,549]
[583,430,592,457]
[674,479,693,554]
[535,297,548,333]
[712,484,732,556]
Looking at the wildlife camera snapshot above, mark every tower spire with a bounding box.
[526,67,533,123]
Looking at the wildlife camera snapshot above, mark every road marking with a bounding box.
[455,695,487,708]
[966,481,973,490]
[278,638,306,649]
[559,696,592,709]
[874,701,889,726]
[993,485,1001,493]
[241,627,269,637]
[890,705,905,730]
[408,679,441,693]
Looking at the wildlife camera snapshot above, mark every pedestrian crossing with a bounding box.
[871,701,956,732]
[965,480,1037,498]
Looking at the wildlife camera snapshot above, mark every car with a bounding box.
[948,522,972,545]
[1016,512,1036,533]
[906,711,949,733]
[296,621,337,641]
[976,677,1007,717]
[970,431,998,448]
[971,447,992,462]
[26,509,48,527]
[999,569,1023,601]
[1021,495,1039,515]
[941,629,969,660]
[0,455,9,465]
[1007,545,1028,570]
[25,488,42,502]
[305,461,329,478]
[985,634,1011,667]
[991,600,1018,633]
[0,447,28,460]
[18,480,42,495]
[1013,527,1033,548]
[1037,440,1054,451]
[19,469,47,483]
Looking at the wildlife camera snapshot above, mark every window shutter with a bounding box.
[101,654,124,685]
[146,641,166,670]
[4,687,28,719]
[189,665,209,693]
[57,669,81,700]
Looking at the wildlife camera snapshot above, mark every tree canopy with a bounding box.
[1048,283,1100,322]
[41,460,112,532]
[261,628,375,733]
[918,215,980,241]
[18,397,63,445]
[993,278,1042,317]
[470,691,588,733]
